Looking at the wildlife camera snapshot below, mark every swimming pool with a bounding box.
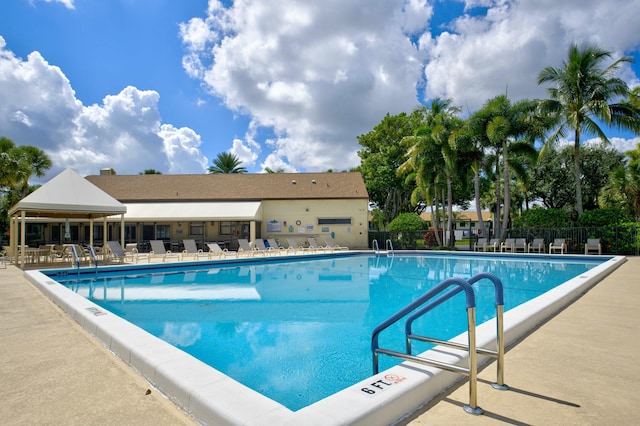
[27,251,625,425]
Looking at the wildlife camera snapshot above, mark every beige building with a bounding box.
[420,210,493,237]
[79,169,370,250]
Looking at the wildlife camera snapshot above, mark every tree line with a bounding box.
[356,43,640,247]
[0,137,52,240]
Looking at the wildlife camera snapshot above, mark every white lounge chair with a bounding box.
[206,242,237,258]
[123,243,150,263]
[237,239,261,256]
[324,237,348,251]
[307,237,330,252]
[287,238,310,254]
[474,237,499,252]
[500,238,515,252]
[474,237,488,252]
[549,238,566,254]
[182,239,209,260]
[253,239,273,255]
[106,241,128,264]
[528,238,545,253]
[266,238,287,254]
[513,238,527,253]
[585,238,602,255]
[150,240,181,262]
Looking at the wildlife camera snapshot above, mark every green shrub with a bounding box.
[577,208,629,227]
[512,208,573,228]
[387,213,426,232]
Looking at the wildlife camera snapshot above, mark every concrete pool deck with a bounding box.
[1,257,639,425]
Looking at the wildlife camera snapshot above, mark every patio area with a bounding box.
[1,257,639,425]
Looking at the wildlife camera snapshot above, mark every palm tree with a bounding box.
[468,95,541,239]
[208,152,247,174]
[264,167,285,173]
[13,145,52,198]
[537,43,640,216]
[399,98,463,247]
[601,143,640,220]
[453,122,490,238]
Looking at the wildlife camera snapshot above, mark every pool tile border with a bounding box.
[24,252,626,425]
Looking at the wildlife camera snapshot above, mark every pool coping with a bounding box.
[23,251,626,425]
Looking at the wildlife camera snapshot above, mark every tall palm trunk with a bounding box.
[500,141,511,238]
[446,172,454,247]
[473,161,488,237]
[494,156,502,239]
[574,127,583,216]
[431,185,443,246]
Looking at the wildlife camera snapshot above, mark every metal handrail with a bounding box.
[70,245,81,277]
[404,272,508,391]
[88,245,99,274]
[385,239,395,256]
[372,239,380,254]
[371,277,482,414]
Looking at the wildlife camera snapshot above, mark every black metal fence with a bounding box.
[369,224,640,256]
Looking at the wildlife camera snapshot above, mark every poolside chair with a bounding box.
[182,239,209,260]
[287,238,310,254]
[585,238,602,255]
[0,246,9,268]
[473,237,487,252]
[123,243,150,263]
[528,238,545,253]
[150,240,181,262]
[549,238,566,254]
[500,238,515,252]
[206,242,238,258]
[266,238,287,254]
[253,239,272,255]
[323,237,349,251]
[307,237,330,252]
[106,241,128,264]
[237,238,261,257]
[513,238,527,253]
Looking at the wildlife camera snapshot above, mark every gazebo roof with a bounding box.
[8,168,126,219]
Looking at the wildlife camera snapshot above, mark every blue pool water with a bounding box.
[50,253,604,411]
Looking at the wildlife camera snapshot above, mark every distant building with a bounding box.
[420,210,493,237]
[10,168,370,250]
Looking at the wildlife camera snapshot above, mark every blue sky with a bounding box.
[1,0,639,180]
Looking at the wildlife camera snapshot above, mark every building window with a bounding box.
[220,221,231,235]
[190,221,204,236]
[125,225,137,243]
[318,218,352,225]
[157,224,171,239]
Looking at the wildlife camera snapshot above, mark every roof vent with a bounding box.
[100,167,117,176]
[291,179,297,184]
[311,179,316,184]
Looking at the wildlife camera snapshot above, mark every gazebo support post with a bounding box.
[20,211,26,269]
[120,214,125,249]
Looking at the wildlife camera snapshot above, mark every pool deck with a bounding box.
[1,256,639,425]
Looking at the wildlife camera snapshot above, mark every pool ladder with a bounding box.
[70,245,100,276]
[372,239,395,256]
[371,272,508,415]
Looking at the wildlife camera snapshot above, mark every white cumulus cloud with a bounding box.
[423,0,640,112]
[180,0,428,172]
[0,36,209,180]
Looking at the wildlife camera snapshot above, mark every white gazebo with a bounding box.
[7,168,127,268]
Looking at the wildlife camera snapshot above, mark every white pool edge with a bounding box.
[24,254,626,426]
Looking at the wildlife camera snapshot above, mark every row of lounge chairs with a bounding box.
[473,237,602,255]
[104,237,350,264]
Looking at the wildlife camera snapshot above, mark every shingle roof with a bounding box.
[86,172,368,203]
